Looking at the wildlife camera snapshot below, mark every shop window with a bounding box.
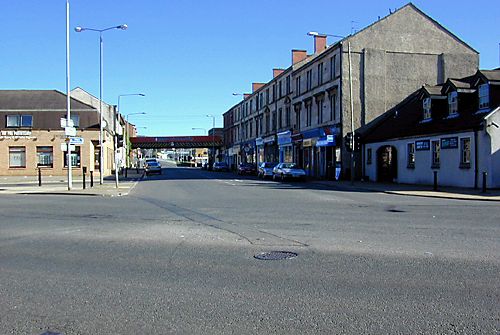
[407,143,415,168]
[448,92,458,117]
[423,98,432,121]
[9,146,26,168]
[460,138,471,168]
[37,146,53,168]
[64,146,81,167]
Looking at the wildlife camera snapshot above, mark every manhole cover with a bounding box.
[254,251,298,260]
[40,332,62,335]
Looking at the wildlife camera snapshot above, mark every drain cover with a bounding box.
[254,251,298,260]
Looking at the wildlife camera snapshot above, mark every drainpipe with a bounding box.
[474,129,479,189]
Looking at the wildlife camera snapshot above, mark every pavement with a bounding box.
[0,167,499,201]
[0,169,144,197]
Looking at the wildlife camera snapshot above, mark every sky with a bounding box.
[1,0,499,136]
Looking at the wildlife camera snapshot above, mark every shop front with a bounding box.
[255,137,264,166]
[263,135,277,163]
[241,141,256,164]
[277,130,293,163]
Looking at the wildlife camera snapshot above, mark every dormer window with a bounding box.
[423,98,432,120]
[478,84,489,110]
[448,91,458,117]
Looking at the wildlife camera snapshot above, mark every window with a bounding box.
[285,106,291,127]
[317,99,323,124]
[478,84,489,110]
[286,76,291,94]
[265,113,270,133]
[279,81,282,98]
[305,102,312,127]
[329,92,337,121]
[367,148,372,165]
[249,100,253,115]
[70,115,80,128]
[295,105,301,130]
[9,147,26,168]
[65,146,81,167]
[330,55,337,79]
[272,85,276,103]
[249,120,253,137]
[306,70,312,91]
[6,115,33,128]
[260,93,264,109]
[266,89,269,105]
[278,108,283,128]
[407,143,415,168]
[317,63,323,86]
[295,76,301,96]
[259,115,263,134]
[423,98,432,120]
[448,91,458,116]
[37,146,53,167]
[460,137,471,168]
[272,111,277,131]
[431,140,440,168]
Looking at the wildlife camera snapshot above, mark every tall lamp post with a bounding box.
[191,127,207,135]
[65,0,72,190]
[206,115,215,166]
[75,23,128,185]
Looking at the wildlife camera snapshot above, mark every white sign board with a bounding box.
[69,137,84,145]
[65,127,76,137]
[61,144,76,151]
[60,118,74,128]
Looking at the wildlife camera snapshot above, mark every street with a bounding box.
[0,162,499,334]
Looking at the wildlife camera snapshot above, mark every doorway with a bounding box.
[377,146,397,182]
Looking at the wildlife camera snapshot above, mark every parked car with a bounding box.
[272,162,306,181]
[201,162,209,170]
[212,162,229,172]
[145,161,162,175]
[258,162,277,179]
[237,163,257,175]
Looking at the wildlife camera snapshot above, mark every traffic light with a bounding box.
[354,133,362,152]
[344,132,353,152]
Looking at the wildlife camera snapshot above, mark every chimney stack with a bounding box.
[273,68,285,78]
[292,49,307,65]
[314,35,327,54]
[252,83,265,93]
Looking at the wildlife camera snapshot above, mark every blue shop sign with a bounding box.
[316,134,336,147]
[277,131,292,146]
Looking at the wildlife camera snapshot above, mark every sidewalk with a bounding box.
[0,169,144,197]
[312,179,500,202]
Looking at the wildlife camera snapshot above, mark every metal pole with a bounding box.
[66,0,72,190]
[99,33,104,185]
[114,105,119,188]
[348,41,355,185]
[212,116,215,164]
[433,171,438,191]
[38,167,42,187]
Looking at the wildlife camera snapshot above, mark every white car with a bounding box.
[272,163,306,181]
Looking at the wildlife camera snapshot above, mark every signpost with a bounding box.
[69,137,84,145]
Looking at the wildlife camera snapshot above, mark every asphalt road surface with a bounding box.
[1,161,499,334]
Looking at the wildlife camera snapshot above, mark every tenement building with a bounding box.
[223,3,479,179]
[0,90,116,177]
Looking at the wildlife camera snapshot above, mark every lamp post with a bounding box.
[206,115,215,167]
[75,23,128,185]
[118,93,145,168]
[65,0,72,190]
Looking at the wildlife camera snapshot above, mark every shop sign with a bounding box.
[303,139,315,147]
[441,137,458,149]
[255,137,264,146]
[278,131,292,146]
[0,130,36,140]
[264,136,275,144]
[415,140,430,151]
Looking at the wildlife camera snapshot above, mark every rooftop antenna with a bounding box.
[351,21,359,35]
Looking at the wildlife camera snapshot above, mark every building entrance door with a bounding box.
[377,146,397,182]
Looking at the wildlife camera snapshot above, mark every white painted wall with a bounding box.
[365,131,480,188]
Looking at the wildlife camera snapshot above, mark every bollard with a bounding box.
[82,167,87,189]
[433,171,438,191]
[90,171,94,188]
[482,171,487,193]
[38,167,42,187]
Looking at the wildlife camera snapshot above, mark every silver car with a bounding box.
[258,162,277,179]
[272,163,306,181]
[145,161,162,175]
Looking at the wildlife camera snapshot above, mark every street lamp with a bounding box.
[206,114,215,166]
[307,31,345,39]
[75,23,127,185]
[65,0,72,190]
[192,127,207,135]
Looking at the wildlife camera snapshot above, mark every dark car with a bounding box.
[212,162,229,172]
[237,163,257,175]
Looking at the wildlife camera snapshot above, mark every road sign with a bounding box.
[60,118,74,128]
[65,126,76,136]
[61,143,76,151]
[69,137,84,145]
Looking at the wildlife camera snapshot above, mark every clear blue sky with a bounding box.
[1,0,498,136]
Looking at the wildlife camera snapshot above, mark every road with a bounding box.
[1,161,499,334]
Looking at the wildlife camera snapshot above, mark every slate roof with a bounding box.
[0,90,96,111]
[479,69,500,83]
[362,88,491,144]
